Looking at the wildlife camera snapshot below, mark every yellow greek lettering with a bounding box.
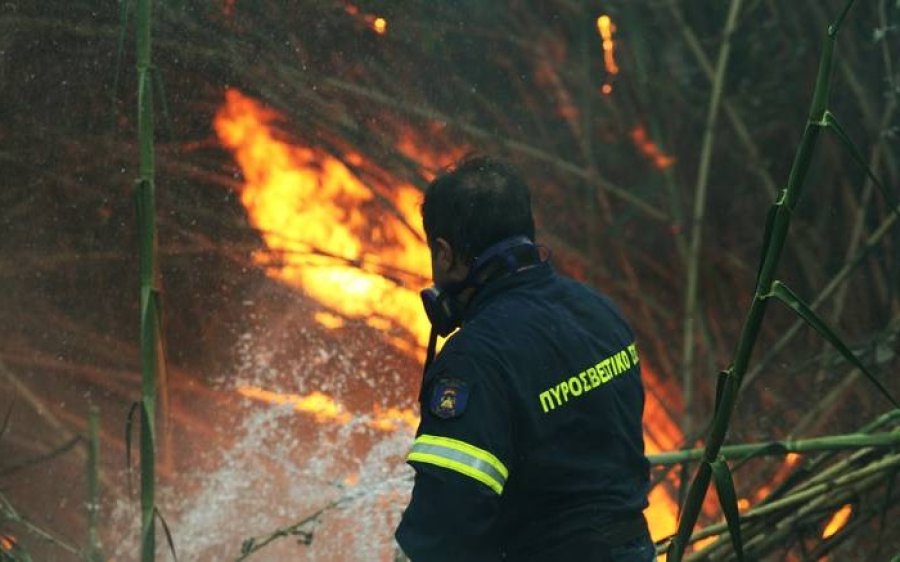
[579,371,591,392]
[568,376,583,396]
[617,351,631,372]
[599,359,613,383]
[539,391,555,413]
[587,367,600,387]
[628,343,639,364]
[549,386,562,407]
[535,342,639,414]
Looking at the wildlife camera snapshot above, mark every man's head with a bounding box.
[422,156,535,287]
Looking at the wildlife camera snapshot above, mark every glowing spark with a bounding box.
[373,17,388,35]
[596,15,619,75]
[630,126,676,170]
[822,504,852,539]
[0,535,14,551]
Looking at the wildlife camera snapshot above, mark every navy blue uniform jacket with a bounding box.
[395,262,650,561]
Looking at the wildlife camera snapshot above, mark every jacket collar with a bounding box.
[461,261,553,323]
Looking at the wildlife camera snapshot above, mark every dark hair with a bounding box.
[422,156,535,263]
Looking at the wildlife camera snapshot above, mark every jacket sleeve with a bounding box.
[395,348,514,562]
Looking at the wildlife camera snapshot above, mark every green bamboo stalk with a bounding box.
[737,462,898,557]
[86,407,103,562]
[649,431,900,466]
[680,0,743,439]
[666,3,856,559]
[664,0,843,296]
[680,451,900,556]
[135,0,158,560]
[742,207,899,390]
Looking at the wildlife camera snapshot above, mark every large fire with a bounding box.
[215,89,433,360]
[214,88,681,541]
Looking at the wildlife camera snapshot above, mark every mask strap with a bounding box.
[424,326,438,375]
[419,327,439,403]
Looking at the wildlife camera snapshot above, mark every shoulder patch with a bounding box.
[429,378,470,419]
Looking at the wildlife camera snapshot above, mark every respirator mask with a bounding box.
[420,235,541,338]
[418,234,543,389]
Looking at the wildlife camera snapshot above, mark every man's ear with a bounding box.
[433,238,454,271]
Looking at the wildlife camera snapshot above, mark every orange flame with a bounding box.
[750,452,802,504]
[0,534,14,551]
[822,504,852,539]
[630,126,676,170]
[640,363,683,541]
[237,384,418,432]
[343,2,388,35]
[217,89,685,543]
[596,14,619,96]
[596,15,619,75]
[238,385,353,424]
[214,89,433,356]
[314,311,345,330]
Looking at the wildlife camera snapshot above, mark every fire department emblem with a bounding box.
[429,378,470,419]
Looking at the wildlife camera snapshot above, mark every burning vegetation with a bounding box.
[1,0,899,561]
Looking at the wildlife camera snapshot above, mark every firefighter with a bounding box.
[394,157,655,562]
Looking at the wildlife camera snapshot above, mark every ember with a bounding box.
[822,504,852,539]
[596,14,619,95]
[596,15,620,76]
[630,125,676,170]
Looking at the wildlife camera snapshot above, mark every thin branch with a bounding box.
[0,492,82,557]
[649,430,900,466]
[679,0,744,438]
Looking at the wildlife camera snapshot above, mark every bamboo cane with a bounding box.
[649,431,900,466]
[135,0,159,559]
[679,451,900,559]
[680,0,744,439]
[667,2,859,559]
[677,378,900,559]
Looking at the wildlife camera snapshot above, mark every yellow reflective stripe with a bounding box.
[407,434,509,495]
[408,452,504,495]
[414,434,509,478]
